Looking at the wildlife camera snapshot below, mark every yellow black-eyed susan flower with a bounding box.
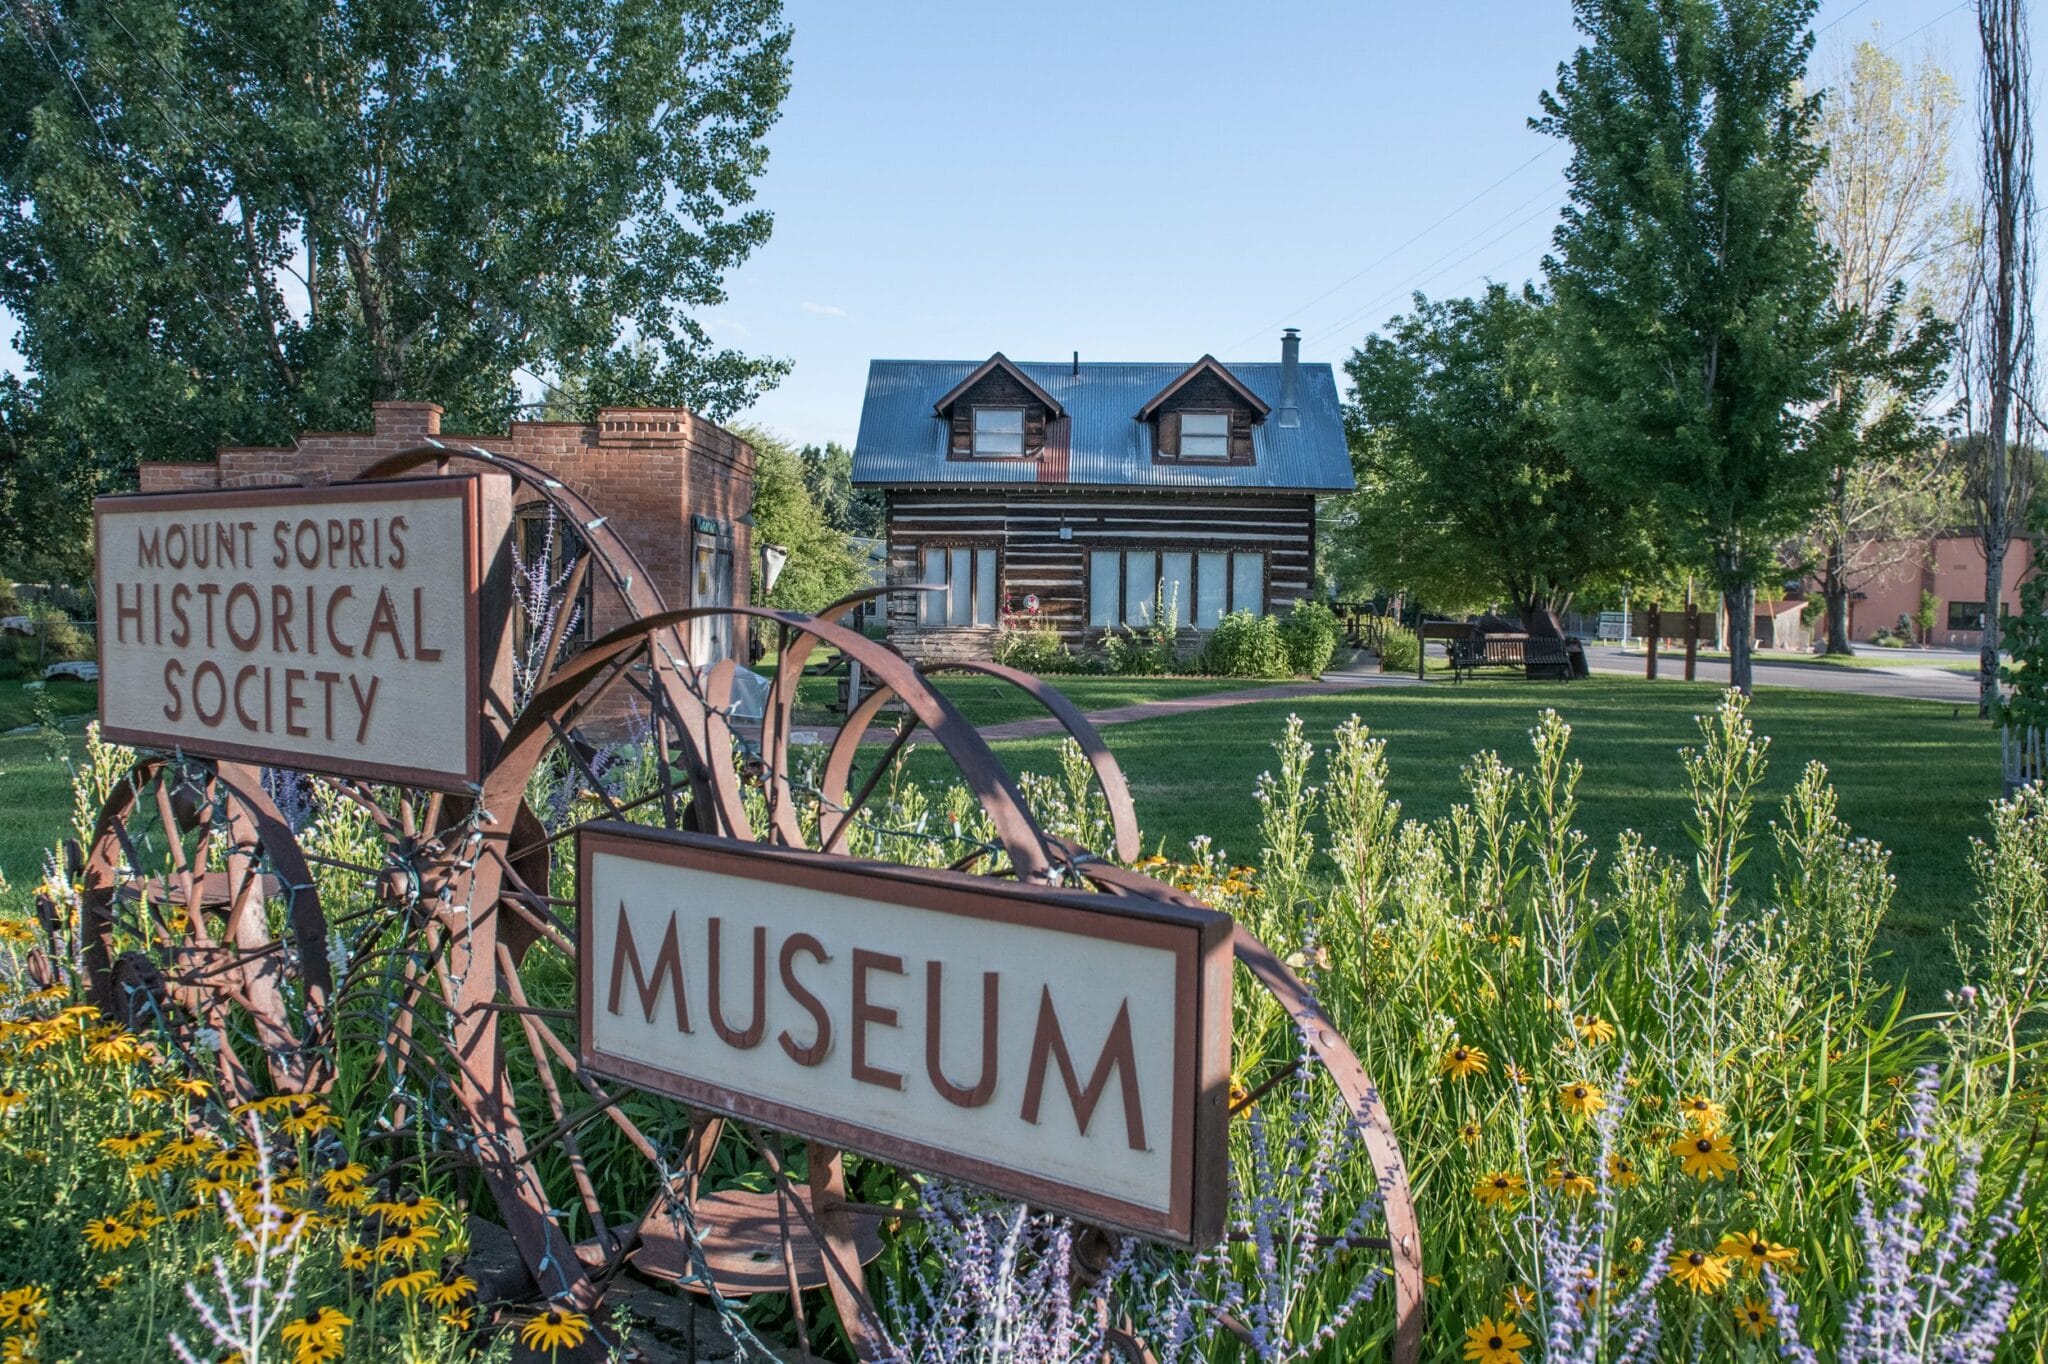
[1678,1094,1724,1129]
[1716,1228,1797,1274]
[1558,1081,1605,1118]
[279,1306,350,1349]
[1605,1154,1641,1189]
[1572,1015,1618,1045]
[1667,1249,1733,1295]
[1462,1315,1531,1364]
[1736,1298,1775,1338]
[377,1270,437,1300]
[317,1163,367,1194]
[367,1192,441,1227]
[375,1224,439,1262]
[1472,1171,1527,1208]
[1441,1044,1490,1080]
[422,1274,477,1308]
[81,1217,140,1253]
[1543,1161,1596,1198]
[99,1129,162,1158]
[339,1244,373,1273]
[519,1306,591,1353]
[0,1089,26,1118]
[1672,1130,1738,1181]
[0,1287,47,1334]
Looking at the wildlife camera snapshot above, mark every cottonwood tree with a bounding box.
[1344,285,1642,632]
[1806,38,1964,654]
[0,0,791,569]
[1539,0,1838,693]
[1961,0,2040,717]
[736,426,867,617]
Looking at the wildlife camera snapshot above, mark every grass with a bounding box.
[925,674,1268,728]
[905,676,1997,999]
[4,673,1998,997]
[0,732,84,885]
[0,679,96,731]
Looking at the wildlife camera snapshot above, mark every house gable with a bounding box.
[933,353,1067,463]
[1135,356,1269,466]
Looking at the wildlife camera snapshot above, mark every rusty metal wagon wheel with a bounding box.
[79,755,332,1106]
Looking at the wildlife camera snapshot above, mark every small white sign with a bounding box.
[94,478,483,788]
[576,824,1233,1245]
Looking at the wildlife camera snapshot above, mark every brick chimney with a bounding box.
[371,401,444,440]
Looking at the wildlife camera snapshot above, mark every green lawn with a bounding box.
[906,676,1996,999]
[1677,648,1975,673]
[0,678,97,731]
[0,731,85,887]
[926,674,1265,728]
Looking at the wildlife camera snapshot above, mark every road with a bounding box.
[1581,645,1982,704]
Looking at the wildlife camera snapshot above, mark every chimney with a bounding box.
[1277,329,1301,428]
[1072,350,1080,378]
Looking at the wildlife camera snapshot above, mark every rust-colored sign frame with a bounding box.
[574,821,1235,1247]
[92,476,486,791]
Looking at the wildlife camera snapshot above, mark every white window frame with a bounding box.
[971,406,1026,458]
[918,543,1001,627]
[1087,547,1264,630]
[1178,410,1232,460]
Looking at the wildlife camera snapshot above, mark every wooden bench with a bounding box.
[1447,632,1575,682]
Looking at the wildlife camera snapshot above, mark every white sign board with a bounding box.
[576,824,1233,1245]
[94,478,484,789]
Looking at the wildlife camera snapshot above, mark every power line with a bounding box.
[1816,0,1876,37]
[1304,188,1569,348]
[1223,144,1560,356]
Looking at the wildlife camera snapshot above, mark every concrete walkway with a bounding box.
[1580,644,1980,704]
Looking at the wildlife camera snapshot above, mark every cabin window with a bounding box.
[919,545,999,627]
[1089,549,1263,628]
[1178,411,1231,460]
[972,407,1026,457]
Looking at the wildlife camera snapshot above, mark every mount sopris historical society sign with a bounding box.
[576,823,1234,1246]
[94,478,483,788]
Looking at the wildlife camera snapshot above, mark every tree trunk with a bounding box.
[1725,582,1756,695]
[1519,600,1565,639]
[1823,536,1854,654]
[1982,532,2007,717]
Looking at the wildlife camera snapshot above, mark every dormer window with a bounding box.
[973,406,1026,457]
[1179,411,1231,460]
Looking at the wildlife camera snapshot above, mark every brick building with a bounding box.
[136,400,756,665]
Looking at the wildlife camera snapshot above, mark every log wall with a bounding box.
[884,489,1317,662]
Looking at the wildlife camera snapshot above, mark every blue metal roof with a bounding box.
[851,359,1354,492]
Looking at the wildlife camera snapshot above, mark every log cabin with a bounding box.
[851,332,1353,662]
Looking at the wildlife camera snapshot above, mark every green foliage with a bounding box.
[0,0,794,573]
[1539,0,1840,685]
[992,618,1083,675]
[737,427,868,615]
[799,442,884,539]
[1916,589,1942,639]
[1374,619,1421,673]
[1200,611,1290,679]
[1277,600,1341,677]
[1344,285,1643,619]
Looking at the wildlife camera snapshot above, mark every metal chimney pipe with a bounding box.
[1072,350,1080,377]
[1278,328,1301,428]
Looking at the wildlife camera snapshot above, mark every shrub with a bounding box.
[1200,610,1290,678]
[1374,619,1420,673]
[1277,600,1341,677]
[993,618,1081,674]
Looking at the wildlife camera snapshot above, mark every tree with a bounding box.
[737,427,867,616]
[1538,0,1839,693]
[798,441,883,540]
[1805,38,1964,654]
[1961,0,2040,718]
[1344,285,1641,631]
[0,0,792,571]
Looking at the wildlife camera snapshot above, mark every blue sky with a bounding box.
[720,0,1978,447]
[0,0,1984,448]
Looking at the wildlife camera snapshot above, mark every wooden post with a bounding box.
[1418,625,1427,681]
[1684,601,1700,682]
[1646,606,1660,680]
